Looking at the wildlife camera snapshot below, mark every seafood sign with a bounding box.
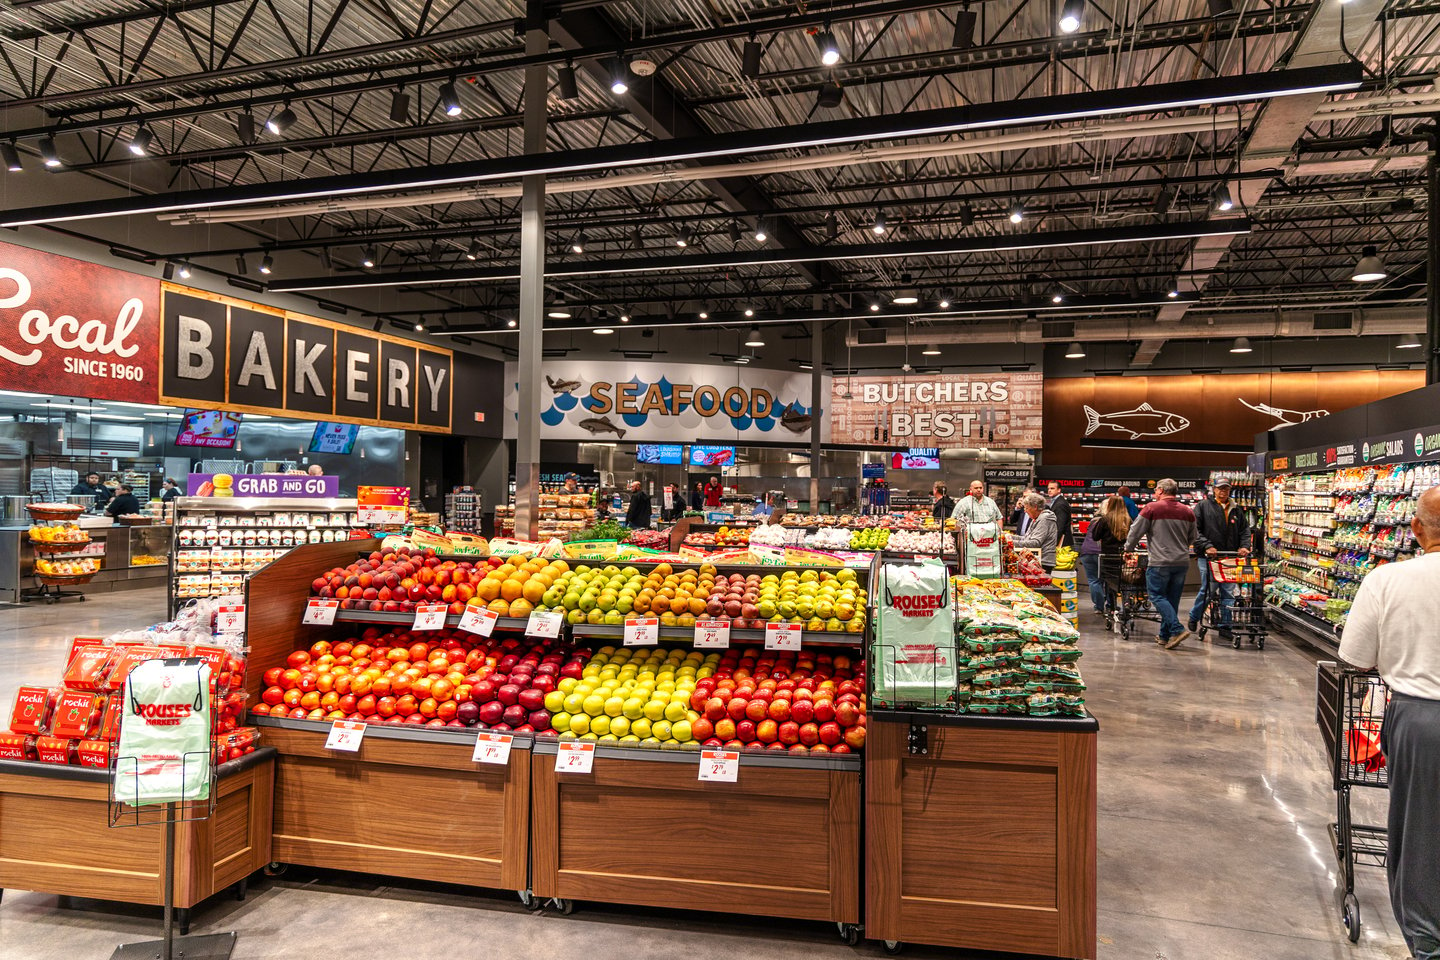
[1239,398,1329,426]
[505,360,821,442]
[1083,403,1190,439]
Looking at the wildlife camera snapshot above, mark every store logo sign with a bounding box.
[1362,442,1371,463]
[1417,433,1426,457]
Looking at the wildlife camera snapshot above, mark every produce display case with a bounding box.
[0,748,275,923]
[0,522,172,603]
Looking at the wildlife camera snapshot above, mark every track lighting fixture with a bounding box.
[610,59,630,95]
[389,88,410,123]
[235,255,248,275]
[630,225,643,250]
[939,293,952,309]
[127,126,154,157]
[1064,342,1086,358]
[953,5,977,47]
[162,262,175,280]
[1229,336,1252,354]
[1154,184,1175,214]
[465,239,481,262]
[675,226,691,248]
[557,63,579,101]
[959,205,974,227]
[826,212,838,240]
[438,80,462,117]
[1,142,21,172]
[816,81,844,109]
[38,136,61,168]
[741,36,763,79]
[259,253,274,274]
[1212,182,1234,212]
[1059,0,1083,33]
[1008,201,1024,223]
[754,218,768,243]
[362,245,378,268]
[1049,284,1064,304]
[873,209,888,235]
[414,320,425,332]
[1166,280,1180,298]
[814,28,841,66]
[237,111,256,145]
[266,104,296,135]
[745,326,766,347]
[571,231,587,255]
[744,306,755,317]
[619,308,631,323]
[1351,245,1387,282]
[177,262,192,280]
[699,303,710,319]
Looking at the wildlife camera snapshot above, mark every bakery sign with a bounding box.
[829,373,1043,447]
[160,286,453,432]
[0,239,161,402]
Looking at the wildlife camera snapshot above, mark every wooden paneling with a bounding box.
[1044,371,1423,468]
[866,721,1096,959]
[267,730,528,892]
[531,753,860,924]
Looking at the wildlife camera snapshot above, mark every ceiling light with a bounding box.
[939,293,952,308]
[1049,284,1064,304]
[873,209,887,235]
[1154,184,1175,214]
[620,308,631,323]
[1008,201,1024,223]
[745,326,766,347]
[0,142,20,172]
[893,276,919,304]
[952,6,977,47]
[1229,336,1253,354]
[870,301,881,312]
[38,137,61,168]
[548,296,573,319]
[959,205,974,227]
[744,306,755,317]
[1059,0,1083,33]
[362,245,378,268]
[465,239,481,261]
[1207,0,1234,13]
[557,64,579,101]
[176,262,192,279]
[814,29,841,66]
[266,104,296,135]
[571,231,587,255]
[609,60,630,95]
[675,226,690,248]
[235,255,247,274]
[1166,281,1180,298]
[1064,341,1086,358]
[593,326,614,335]
[1212,182,1234,211]
[236,112,256,144]
[127,126,154,157]
[753,218,768,242]
[699,303,710,319]
[438,80,462,117]
[816,81,844,109]
[414,320,425,331]
[1397,332,1423,349]
[922,344,941,355]
[389,88,410,123]
[741,37,762,79]
[259,253,274,274]
[507,318,517,327]
[1351,245,1387,282]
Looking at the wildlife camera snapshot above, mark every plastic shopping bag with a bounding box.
[871,559,957,707]
[115,659,213,806]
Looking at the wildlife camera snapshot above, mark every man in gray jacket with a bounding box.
[1014,491,1059,568]
[1123,478,1198,648]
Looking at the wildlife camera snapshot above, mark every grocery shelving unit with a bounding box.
[443,487,483,533]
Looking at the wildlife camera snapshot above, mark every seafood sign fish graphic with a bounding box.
[578,416,626,438]
[546,375,582,394]
[1083,403,1191,439]
[1238,398,1330,426]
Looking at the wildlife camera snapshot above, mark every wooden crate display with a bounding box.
[531,747,860,924]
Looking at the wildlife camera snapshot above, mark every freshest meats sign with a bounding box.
[503,360,824,443]
[0,240,160,402]
[829,373,1044,448]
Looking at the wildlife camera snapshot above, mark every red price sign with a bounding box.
[698,748,739,782]
[458,604,499,637]
[412,603,448,631]
[764,621,803,651]
[692,619,731,649]
[215,604,246,633]
[472,732,514,765]
[623,616,659,646]
[324,719,366,752]
[302,598,339,625]
[527,611,564,638]
[555,740,595,773]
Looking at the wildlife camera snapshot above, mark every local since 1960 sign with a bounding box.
[829,373,1044,447]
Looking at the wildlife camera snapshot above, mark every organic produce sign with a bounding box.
[830,373,1043,447]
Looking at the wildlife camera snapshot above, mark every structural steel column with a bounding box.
[810,329,823,511]
[513,0,547,540]
[1428,122,1439,385]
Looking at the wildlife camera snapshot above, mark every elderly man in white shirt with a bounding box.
[1340,485,1440,960]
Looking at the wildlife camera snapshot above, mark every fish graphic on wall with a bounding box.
[1238,399,1330,426]
[1083,403,1190,439]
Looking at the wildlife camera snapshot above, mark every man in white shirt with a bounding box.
[951,480,1002,526]
[1339,485,1440,960]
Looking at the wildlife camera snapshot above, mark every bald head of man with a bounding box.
[1413,487,1440,550]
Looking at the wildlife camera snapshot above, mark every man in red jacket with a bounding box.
[703,476,723,508]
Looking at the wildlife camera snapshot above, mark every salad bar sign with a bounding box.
[829,373,1043,447]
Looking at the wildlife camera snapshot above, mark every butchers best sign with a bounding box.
[161,286,453,432]
[829,373,1044,447]
[0,239,160,402]
[504,360,823,443]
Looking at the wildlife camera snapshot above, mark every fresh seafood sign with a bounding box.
[505,360,821,442]
[1082,403,1190,439]
[828,373,1043,447]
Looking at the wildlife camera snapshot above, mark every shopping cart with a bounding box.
[1101,551,1156,640]
[1196,554,1266,650]
[1315,661,1389,943]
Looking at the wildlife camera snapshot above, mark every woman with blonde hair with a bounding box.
[1079,495,1132,614]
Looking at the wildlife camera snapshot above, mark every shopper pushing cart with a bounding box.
[1336,484,1440,958]
[1187,478,1251,644]
[1196,554,1266,649]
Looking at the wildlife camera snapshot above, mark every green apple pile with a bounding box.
[754,569,867,634]
[547,646,714,748]
[850,527,891,550]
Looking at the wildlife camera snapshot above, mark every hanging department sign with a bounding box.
[829,373,1043,447]
[0,239,160,403]
[160,285,453,432]
[504,360,824,443]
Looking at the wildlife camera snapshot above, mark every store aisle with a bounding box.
[0,592,1412,960]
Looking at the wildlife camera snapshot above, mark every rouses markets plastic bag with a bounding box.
[871,559,956,707]
[115,659,212,806]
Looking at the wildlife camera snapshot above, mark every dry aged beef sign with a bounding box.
[0,240,160,402]
[828,373,1044,448]
[160,286,453,431]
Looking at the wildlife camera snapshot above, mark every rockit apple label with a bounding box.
[8,686,54,734]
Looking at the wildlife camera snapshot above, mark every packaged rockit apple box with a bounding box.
[871,559,958,708]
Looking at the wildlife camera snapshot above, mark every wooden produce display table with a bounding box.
[257,717,531,894]
[865,712,1098,959]
[0,748,275,915]
[530,741,861,938]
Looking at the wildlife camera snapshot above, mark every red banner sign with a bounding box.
[0,240,160,402]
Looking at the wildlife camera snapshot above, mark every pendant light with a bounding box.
[1059,0,1083,33]
[389,87,410,123]
[258,253,274,274]
[38,136,61,168]
[571,231,586,255]
[1229,336,1253,354]
[872,209,887,235]
[1212,182,1234,212]
[813,28,841,66]
[1396,332,1423,349]
[127,126,154,157]
[753,218,768,242]
[556,63,579,101]
[1049,284,1065,304]
[438,80,462,117]
[922,344,941,356]
[266,104,296,135]
[1064,342,1086,358]
[609,59,630,96]
[1008,201,1024,224]
[745,326,765,347]
[1,142,21,172]
[741,36,762,78]
[1351,245,1387,282]
[892,275,919,304]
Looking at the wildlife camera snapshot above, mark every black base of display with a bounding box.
[110,931,235,960]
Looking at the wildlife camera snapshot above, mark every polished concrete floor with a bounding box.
[0,585,1411,959]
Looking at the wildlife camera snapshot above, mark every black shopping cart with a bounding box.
[1316,661,1389,943]
[1196,555,1267,650]
[1101,551,1156,640]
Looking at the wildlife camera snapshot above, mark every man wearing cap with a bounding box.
[1189,479,1251,641]
[562,474,581,495]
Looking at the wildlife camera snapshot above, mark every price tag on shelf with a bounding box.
[301,598,339,625]
[555,740,594,773]
[458,605,499,637]
[527,611,564,639]
[324,719,366,752]
[215,604,246,634]
[412,603,448,631]
[764,621,803,652]
[692,619,731,649]
[472,732,514,765]
[698,748,739,783]
[623,616,659,646]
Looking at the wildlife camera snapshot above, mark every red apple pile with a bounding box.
[686,648,867,754]
[250,626,588,736]
[311,547,516,615]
